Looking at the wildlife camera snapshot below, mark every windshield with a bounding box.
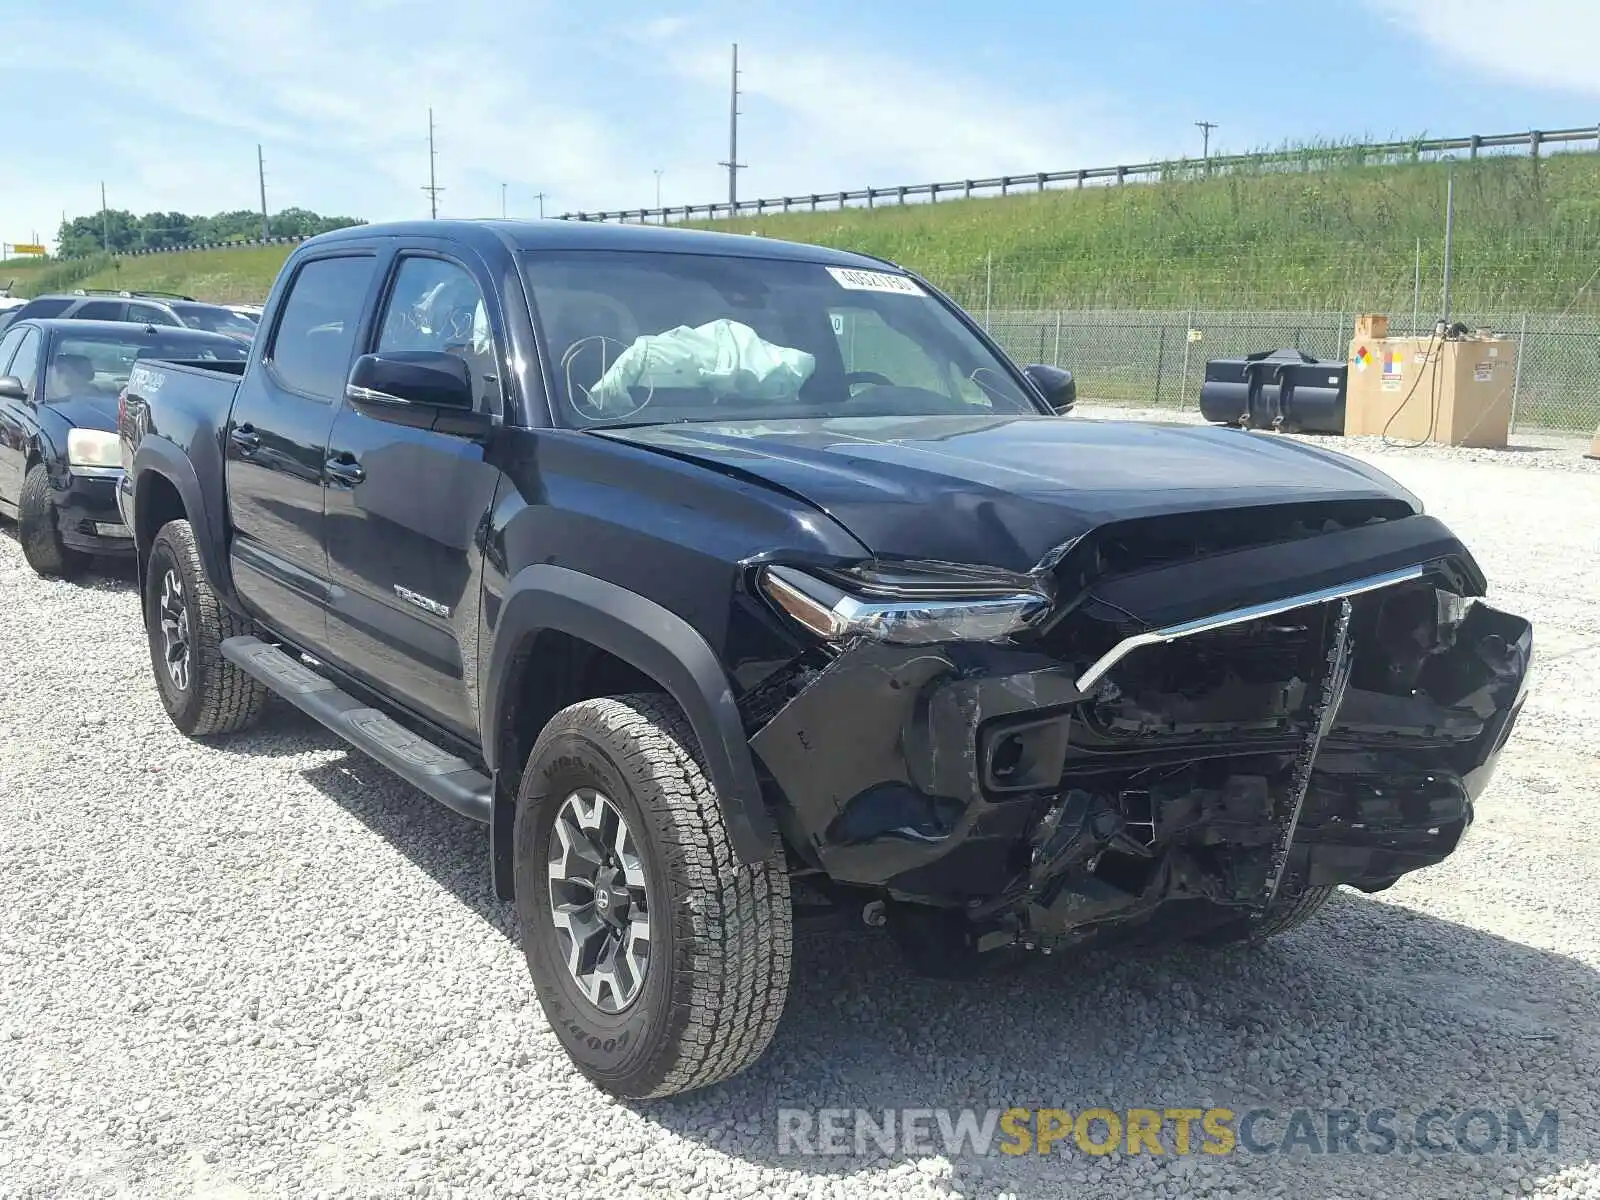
[172,303,258,338]
[521,250,1040,427]
[44,334,249,400]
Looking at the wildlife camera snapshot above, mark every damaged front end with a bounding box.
[747,508,1532,957]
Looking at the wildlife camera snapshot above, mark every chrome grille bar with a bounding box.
[1072,564,1428,694]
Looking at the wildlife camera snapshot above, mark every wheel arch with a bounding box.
[484,565,774,899]
[130,443,234,608]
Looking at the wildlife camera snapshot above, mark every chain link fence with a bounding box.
[966,306,1600,433]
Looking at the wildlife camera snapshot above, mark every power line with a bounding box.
[716,43,746,210]
[421,108,445,219]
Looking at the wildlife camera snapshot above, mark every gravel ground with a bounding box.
[2,433,1598,1200]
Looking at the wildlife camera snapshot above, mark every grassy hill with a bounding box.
[13,149,1600,314]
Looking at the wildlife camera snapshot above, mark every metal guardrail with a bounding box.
[557,125,1600,224]
[118,234,313,256]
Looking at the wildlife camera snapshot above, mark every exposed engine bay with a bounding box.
[747,508,1532,964]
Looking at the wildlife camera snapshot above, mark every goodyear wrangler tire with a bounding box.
[514,693,792,1099]
[145,519,268,737]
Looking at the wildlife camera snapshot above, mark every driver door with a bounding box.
[319,248,506,739]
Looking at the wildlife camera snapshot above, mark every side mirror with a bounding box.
[346,351,490,436]
[0,375,27,402]
[1023,364,1076,414]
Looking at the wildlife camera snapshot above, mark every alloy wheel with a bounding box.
[157,568,192,691]
[546,788,651,1013]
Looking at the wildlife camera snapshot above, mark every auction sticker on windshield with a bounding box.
[826,267,926,297]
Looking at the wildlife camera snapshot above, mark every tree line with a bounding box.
[56,207,365,257]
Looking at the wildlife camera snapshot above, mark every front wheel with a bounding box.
[144,518,268,736]
[514,694,792,1099]
[18,463,87,580]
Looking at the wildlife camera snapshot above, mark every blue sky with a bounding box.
[5,0,1598,250]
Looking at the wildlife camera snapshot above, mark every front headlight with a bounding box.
[759,563,1051,646]
[67,428,121,469]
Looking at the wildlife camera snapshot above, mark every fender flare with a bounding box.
[130,441,235,605]
[484,565,774,877]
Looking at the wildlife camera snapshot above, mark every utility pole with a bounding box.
[100,182,110,252]
[501,182,507,219]
[258,145,271,241]
[654,169,663,210]
[533,192,546,219]
[1195,120,1219,170]
[421,108,445,218]
[716,43,746,212]
[1440,168,1456,325]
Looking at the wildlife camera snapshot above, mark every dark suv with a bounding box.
[119,219,1531,1099]
[9,291,257,339]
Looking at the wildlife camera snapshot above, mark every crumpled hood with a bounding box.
[598,414,1418,572]
[44,393,120,432]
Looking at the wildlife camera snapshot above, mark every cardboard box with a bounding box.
[1345,335,1515,448]
[1353,314,1389,342]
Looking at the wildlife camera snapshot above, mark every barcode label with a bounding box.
[826,267,926,296]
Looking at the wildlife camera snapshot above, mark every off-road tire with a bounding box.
[145,519,268,737]
[514,693,792,1099]
[18,463,87,580]
[1197,883,1336,946]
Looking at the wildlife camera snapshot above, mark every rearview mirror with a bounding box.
[0,375,27,402]
[1023,364,1076,414]
[346,351,490,436]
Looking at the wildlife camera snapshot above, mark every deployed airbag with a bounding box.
[590,319,815,412]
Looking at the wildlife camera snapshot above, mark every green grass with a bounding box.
[16,148,1600,316]
[59,245,292,303]
[705,150,1600,312]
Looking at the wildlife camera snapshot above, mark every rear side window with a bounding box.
[269,256,377,399]
[74,300,124,320]
[19,298,71,319]
[128,302,180,326]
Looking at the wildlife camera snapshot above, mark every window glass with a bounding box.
[128,303,180,326]
[829,307,948,396]
[73,300,125,320]
[269,256,376,398]
[171,303,257,337]
[45,333,247,400]
[522,250,1036,427]
[9,329,42,393]
[19,298,71,319]
[376,256,497,410]
[0,327,26,376]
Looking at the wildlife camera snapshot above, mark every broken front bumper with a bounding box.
[750,564,1531,945]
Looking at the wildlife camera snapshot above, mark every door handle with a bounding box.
[229,424,260,454]
[324,453,366,487]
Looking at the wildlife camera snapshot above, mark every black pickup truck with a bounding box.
[119,219,1531,1099]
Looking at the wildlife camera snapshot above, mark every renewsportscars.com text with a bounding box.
[777,1107,1559,1158]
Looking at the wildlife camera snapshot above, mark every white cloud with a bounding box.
[0,0,1143,250]
[1363,0,1600,96]
[655,29,1132,203]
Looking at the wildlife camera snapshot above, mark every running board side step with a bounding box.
[221,635,492,824]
